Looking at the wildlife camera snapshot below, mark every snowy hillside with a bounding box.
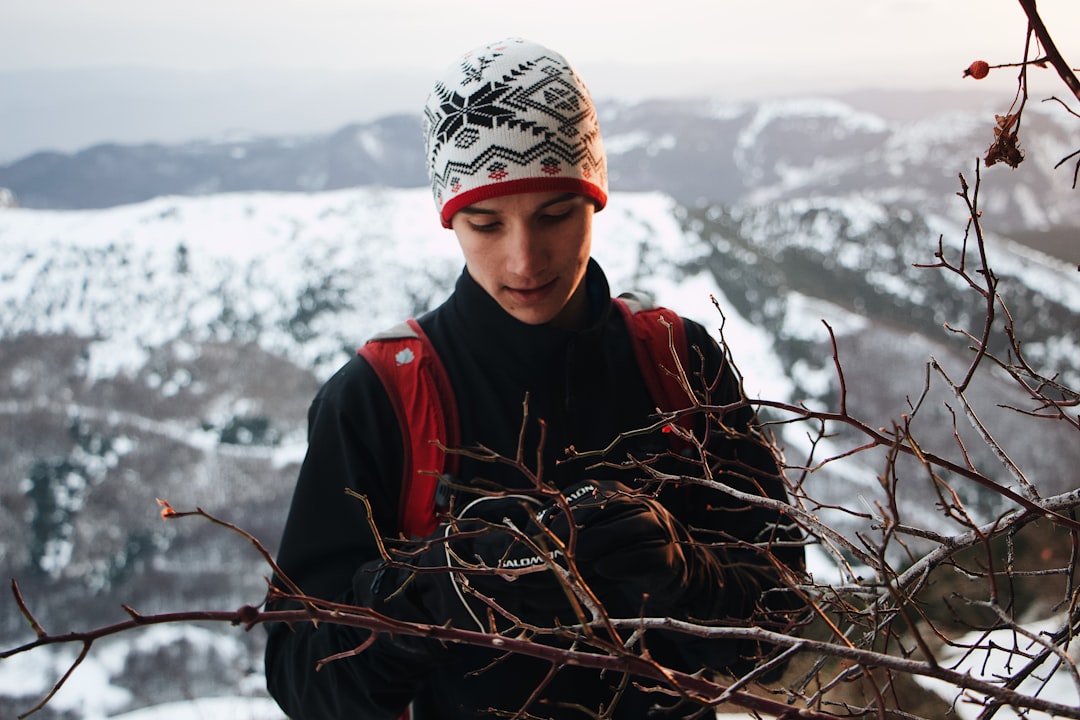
[0,188,792,395]
[1,184,1077,719]
[0,188,791,719]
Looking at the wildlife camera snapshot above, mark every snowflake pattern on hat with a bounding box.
[424,38,608,227]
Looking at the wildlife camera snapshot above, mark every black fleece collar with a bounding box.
[442,258,614,378]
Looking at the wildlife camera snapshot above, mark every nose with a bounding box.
[504,223,547,280]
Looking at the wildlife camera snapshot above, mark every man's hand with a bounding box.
[538,481,694,613]
[372,482,701,633]
[400,493,581,631]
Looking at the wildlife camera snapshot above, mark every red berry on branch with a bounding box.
[965,60,990,79]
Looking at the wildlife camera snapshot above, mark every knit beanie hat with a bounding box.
[423,38,608,228]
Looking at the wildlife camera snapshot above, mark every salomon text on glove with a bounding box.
[539,481,695,615]
[368,492,584,633]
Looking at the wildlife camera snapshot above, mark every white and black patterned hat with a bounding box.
[423,38,608,228]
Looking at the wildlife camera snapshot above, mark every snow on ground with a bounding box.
[0,187,786,391]
[592,193,794,402]
[912,613,1079,719]
[0,624,269,720]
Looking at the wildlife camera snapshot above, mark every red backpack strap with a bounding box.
[358,319,460,540]
[613,294,696,434]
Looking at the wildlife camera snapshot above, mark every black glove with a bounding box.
[371,492,581,632]
[538,481,694,615]
[365,483,701,633]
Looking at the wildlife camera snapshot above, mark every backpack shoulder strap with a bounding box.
[358,319,460,540]
[613,293,696,433]
[357,296,693,539]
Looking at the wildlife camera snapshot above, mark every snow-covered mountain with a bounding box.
[2,184,1078,718]
[0,188,788,718]
[4,93,1079,242]
[1,94,1078,718]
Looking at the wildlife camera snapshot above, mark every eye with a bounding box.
[468,220,502,233]
[540,206,575,224]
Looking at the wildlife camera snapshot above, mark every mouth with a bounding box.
[505,277,558,304]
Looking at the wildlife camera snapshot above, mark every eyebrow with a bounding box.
[460,192,581,215]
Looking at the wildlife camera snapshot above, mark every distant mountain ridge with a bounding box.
[3,92,1078,247]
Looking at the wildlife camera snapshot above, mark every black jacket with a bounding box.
[265,260,801,719]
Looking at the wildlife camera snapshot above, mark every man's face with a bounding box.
[450,191,594,329]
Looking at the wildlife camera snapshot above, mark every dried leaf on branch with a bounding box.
[984,112,1025,168]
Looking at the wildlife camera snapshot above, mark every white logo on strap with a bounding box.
[395,348,415,366]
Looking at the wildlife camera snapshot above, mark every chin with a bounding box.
[510,309,558,325]
[498,295,566,326]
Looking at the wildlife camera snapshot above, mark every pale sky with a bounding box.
[2,0,1079,160]
[4,0,1079,97]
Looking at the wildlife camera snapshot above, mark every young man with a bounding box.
[265,38,802,719]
